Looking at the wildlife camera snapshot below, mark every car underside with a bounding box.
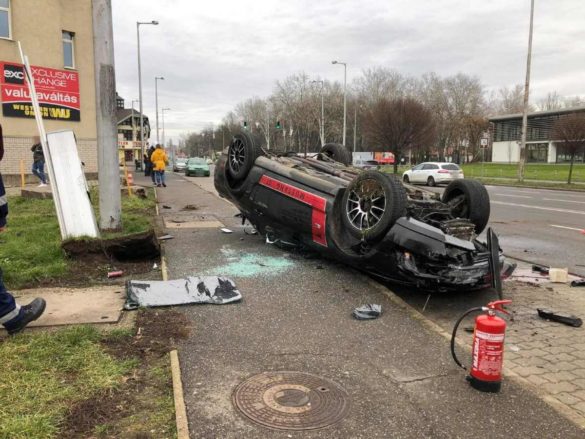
[214,132,515,292]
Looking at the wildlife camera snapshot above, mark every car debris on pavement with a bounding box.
[548,267,569,283]
[214,131,515,292]
[353,304,382,320]
[124,276,242,309]
[221,228,233,234]
[157,234,174,241]
[537,308,583,328]
[571,279,585,287]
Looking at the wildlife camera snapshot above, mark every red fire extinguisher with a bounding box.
[451,300,512,393]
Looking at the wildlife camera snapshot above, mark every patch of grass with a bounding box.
[0,326,135,439]
[92,188,157,239]
[0,188,157,288]
[112,361,177,438]
[380,162,585,185]
[461,163,585,182]
[471,177,585,191]
[0,197,67,288]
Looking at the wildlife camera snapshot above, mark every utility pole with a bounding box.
[137,20,158,162]
[332,61,347,146]
[155,76,164,144]
[92,0,121,230]
[517,0,535,182]
[353,104,357,152]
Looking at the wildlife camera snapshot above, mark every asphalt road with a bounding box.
[421,184,585,276]
[160,172,583,438]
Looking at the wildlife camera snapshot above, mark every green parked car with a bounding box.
[185,157,210,177]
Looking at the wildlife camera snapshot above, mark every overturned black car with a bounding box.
[214,132,515,292]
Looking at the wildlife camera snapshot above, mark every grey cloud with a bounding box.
[112,0,585,141]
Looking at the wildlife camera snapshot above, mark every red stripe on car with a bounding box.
[259,175,328,246]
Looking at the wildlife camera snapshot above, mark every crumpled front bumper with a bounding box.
[385,217,515,291]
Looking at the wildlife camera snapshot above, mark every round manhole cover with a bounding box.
[233,371,349,431]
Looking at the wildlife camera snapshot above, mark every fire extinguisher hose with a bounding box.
[450,307,484,371]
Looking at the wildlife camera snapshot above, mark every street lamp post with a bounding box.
[311,80,325,146]
[332,60,347,146]
[131,99,139,143]
[137,20,158,161]
[161,107,171,166]
[155,76,164,145]
[517,0,535,182]
[353,105,357,153]
[161,107,170,149]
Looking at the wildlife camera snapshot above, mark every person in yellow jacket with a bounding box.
[150,144,168,187]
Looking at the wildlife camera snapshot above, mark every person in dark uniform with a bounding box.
[0,126,46,334]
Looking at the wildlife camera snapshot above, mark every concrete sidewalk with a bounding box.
[157,171,581,438]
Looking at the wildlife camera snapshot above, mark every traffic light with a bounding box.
[275,120,281,129]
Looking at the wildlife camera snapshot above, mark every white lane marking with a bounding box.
[550,224,584,232]
[493,193,533,198]
[491,200,585,215]
[542,198,585,205]
[490,188,585,199]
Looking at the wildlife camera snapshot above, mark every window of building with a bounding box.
[0,0,11,39]
[526,143,548,162]
[62,31,75,68]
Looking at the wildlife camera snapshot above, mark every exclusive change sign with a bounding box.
[1,61,80,121]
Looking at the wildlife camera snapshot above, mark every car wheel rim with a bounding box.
[229,139,246,173]
[346,178,386,231]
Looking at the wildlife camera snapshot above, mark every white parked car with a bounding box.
[402,162,464,186]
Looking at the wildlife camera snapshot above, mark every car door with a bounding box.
[423,164,439,183]
[410,164,424,183]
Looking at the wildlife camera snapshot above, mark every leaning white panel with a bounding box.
[46,130,100,239]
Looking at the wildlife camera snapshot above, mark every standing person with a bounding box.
[0,126,46,334]
[143,153,150,176]
[150,144,168,187]
[31,136,48,187]
[147,144,156,183]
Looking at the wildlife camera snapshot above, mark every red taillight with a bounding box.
[438,169,450,173]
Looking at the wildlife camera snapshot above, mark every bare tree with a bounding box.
[353,67,405,104]
[464,116,490,162]
[362,98,436,173]
[493,85,529,114]
[563,96,585,109]
[552,113,585,184]
[537,91,563,111]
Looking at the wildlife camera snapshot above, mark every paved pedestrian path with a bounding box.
[153,171,581,438]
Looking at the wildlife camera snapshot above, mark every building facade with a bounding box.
[0,0,97,185]
[116,94,150,166]
[490,106,585,163]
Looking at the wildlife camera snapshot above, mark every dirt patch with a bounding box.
[62,309,190,438]
[62,230,160,260]
[181,204,199,211]
[19,252,157,290]
[104,309,191,360]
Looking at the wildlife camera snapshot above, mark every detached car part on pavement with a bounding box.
[214,131,515,292]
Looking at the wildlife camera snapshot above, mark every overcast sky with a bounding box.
[112,0,585,143]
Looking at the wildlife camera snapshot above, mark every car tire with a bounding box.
[427,176,436,187]
[403,175,410,183]
[227,131,263,181]
[341,171,407,242]
[319,143,352,166]
[442,179,490,234]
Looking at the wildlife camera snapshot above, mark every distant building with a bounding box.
[490,106,585,163]
[116,94,150,165]
[0,0,97,185]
